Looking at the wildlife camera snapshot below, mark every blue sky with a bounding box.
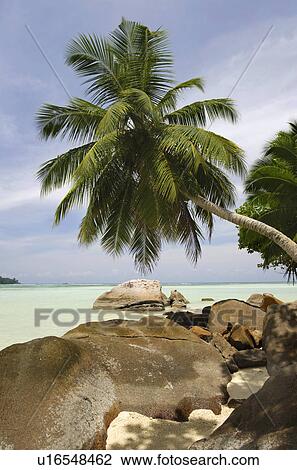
[0,0,297,283]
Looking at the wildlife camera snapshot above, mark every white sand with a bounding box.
[106,406,232,450]
[227,366,269,400]
[106,366,269,450]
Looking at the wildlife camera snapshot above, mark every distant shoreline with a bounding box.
[0,281,293,287]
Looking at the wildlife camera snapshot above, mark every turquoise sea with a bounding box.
[0,283,296,351]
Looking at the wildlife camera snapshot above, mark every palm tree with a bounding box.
[37,19,297,272]
[238,121,297,281]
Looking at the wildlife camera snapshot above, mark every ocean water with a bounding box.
[0,283,296,351]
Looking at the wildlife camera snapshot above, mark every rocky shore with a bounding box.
[0,279,296,450]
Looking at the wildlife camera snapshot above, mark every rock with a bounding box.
[93,279,165,310]
[64,318,231,419]
[250,329,262,348]
[208,299,265,334]
[227,398,246,409]
[210,332,238,373]
[161,292,170,306]
[171,301,187,309]
[227,324,255,350]
[0,336,119,450]
[260,294,283,312]
[233,349,266,369]
[168,290,189,308]
[202,305,211,315]
[0,318,231,449]
[263,302,297,375]
[247,293,283,312]
[201,298,214,302]
[247,292,271,307]
[120,300,164,311]
[190,373,297,449]
[164,310,209,329]
[190,326,211,340]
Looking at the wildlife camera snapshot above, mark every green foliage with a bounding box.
[238,121,297,282]
[37,18,245,272]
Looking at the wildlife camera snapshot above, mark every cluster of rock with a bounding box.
[0,280,295,450]
[0,317,230,449]
[191,301,297,450]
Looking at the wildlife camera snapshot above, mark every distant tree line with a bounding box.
[0,276,20,284]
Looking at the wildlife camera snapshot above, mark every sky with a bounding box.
[0,0,297,284]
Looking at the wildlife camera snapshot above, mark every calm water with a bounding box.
[0,283,296,351]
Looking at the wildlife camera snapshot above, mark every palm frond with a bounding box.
[101,180,134,255]
[96,100,133,136]
[165,98,238,127]
[130,223,162,273]
[158,77,205,114]
[37,99,105,142]
[176,201,203,264]
[160,125,246,177]
[37,143,94,195]
[74,132,119,179]
[66,34,123,105]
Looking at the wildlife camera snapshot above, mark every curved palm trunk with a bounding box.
[194,195,297,263]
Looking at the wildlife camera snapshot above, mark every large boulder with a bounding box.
[208,299,265,334]
[0,336,118,450]
[190,373,297,449]
[93,279,165,310]
[0,318,231,449]
[247,293,283,312]
[263,302,297,375]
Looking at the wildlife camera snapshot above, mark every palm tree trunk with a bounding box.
[194,195,297,263]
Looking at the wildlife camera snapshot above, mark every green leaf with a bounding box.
[158,77,205,114]
[165,98,238,127]
[36,99,105,142]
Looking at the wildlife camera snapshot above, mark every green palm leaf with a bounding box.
[37,99,105,142]
[158,78,205,115]
[165,98,238,127]
[37,143,94,195]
